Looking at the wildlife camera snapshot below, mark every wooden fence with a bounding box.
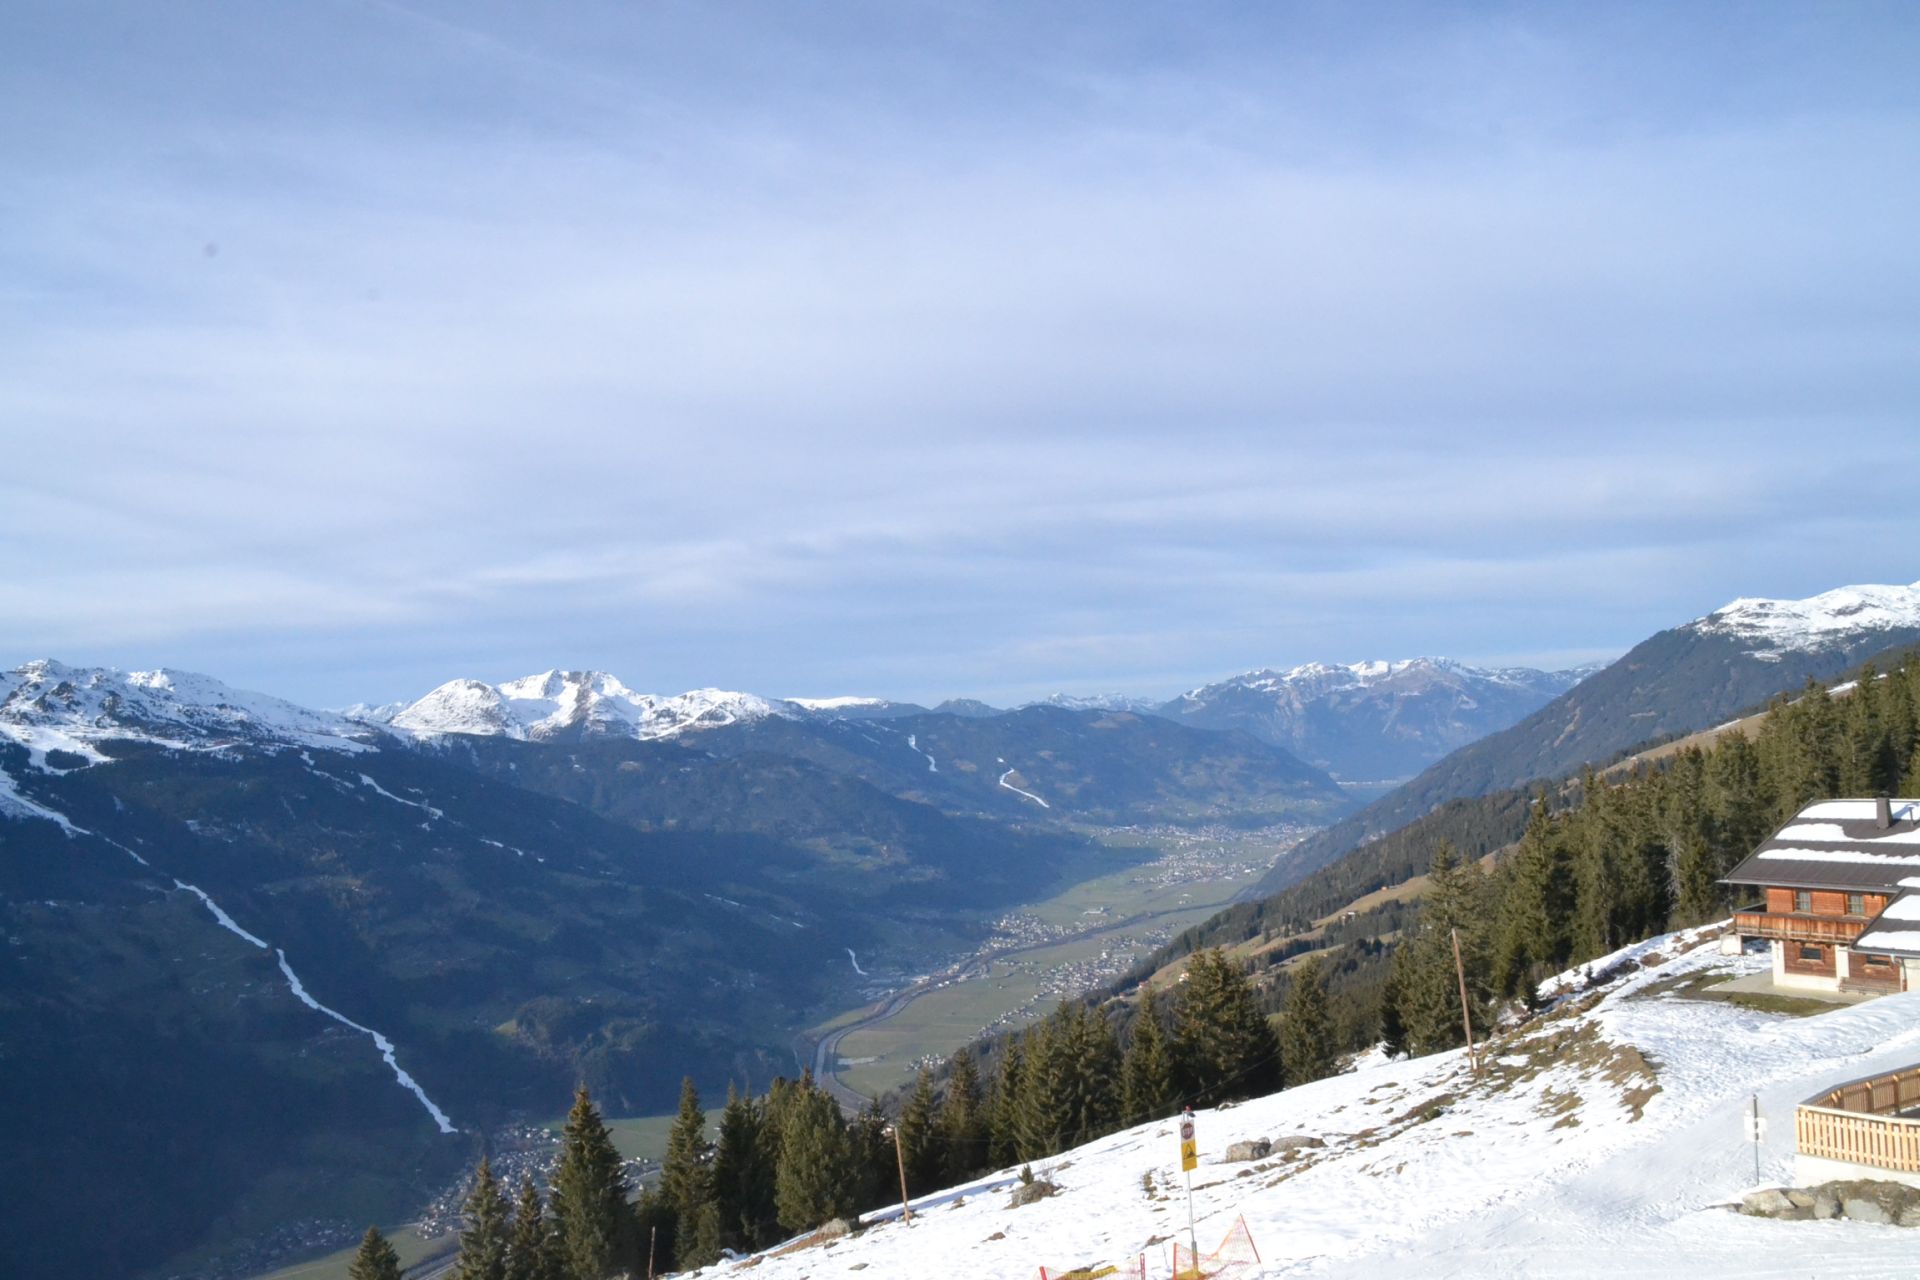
[1796,1066,1920,1173]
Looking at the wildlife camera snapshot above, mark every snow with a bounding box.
[388,669,790,742]
[0,659,374,764]
[998,768,1051,808]
[908,733,938,773]
[724,928,1920,1280]
[787,696,890,711]
[358,773,445,820]
[847,948,869,976]
[1694,581,1920,658]
[172,880,272,948]
[271,949,458,1134]
[1758,847,1920,867]
[171,879,458,1134]
[1173,656,1587,709]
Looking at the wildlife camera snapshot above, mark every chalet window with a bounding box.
[1848,893,1866,916]
[1794,890,1812,913]
[1799,943,1824,963]
[1862,955,1894,971]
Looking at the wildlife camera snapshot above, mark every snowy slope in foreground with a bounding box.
[727,930,1920,1279]
[1695,581,1920,660]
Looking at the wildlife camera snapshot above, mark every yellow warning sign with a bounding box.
[1180,1138,1197,1172]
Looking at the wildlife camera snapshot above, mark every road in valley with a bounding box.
[801,895,1243,1111]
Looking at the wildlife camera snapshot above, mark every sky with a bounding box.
[3,1,1918,709]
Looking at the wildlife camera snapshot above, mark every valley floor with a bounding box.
[724,927,1920,1279]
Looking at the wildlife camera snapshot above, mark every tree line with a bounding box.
[1385,658,1920,1056]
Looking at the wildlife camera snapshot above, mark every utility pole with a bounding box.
[890,1124,914,1223]
[1451,927,1479,1075]
[648,1224,656,1280]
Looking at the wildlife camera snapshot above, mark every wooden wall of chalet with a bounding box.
[1763,888,1888,917]
[1848,949,1906,990]
[1785,942,1838,978]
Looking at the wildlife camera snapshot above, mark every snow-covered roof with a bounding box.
[1723,798,1920,892]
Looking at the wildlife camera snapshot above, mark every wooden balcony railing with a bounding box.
[1731,909,1869,945]
[1797,1066,1920,1174]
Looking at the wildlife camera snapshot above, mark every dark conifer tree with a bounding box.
[1389,843,1492,1056]
[712,1084,772,1251]
[939,1049,987,1185]
[347,1226,403,1280]
[848,1102,896,1214]
[454,1157,513,1280]
[1119,987,1178,1122]
[897,1067,943,1195]
[1173,950,1280,1105]
[986,1034,1026,1168]
[1489,794,1570,999]
[773,1080,856,1232]
[506,1179,564,1280]
[549,1086,631,1280]
[1278,956,1339,1085]
[659,1077,714,1267]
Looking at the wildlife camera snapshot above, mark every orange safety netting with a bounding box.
[1037,1255,1145,1279]
[1169,1215,1262,1279]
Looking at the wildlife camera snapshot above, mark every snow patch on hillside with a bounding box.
[1694,581,1920,659]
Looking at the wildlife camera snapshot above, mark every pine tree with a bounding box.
[1278,956,1339,1086]
[1390,843,1493,1057]
[506,1179,564,1280]
[1119,987,1178,1123]
[1489,794,1570,999]
[986,1035,1026,1168]
[1172,951,1280,1105]
[712,1084,772,1251]
[773,1081,856,1232]
[897,1068,942,1195]
[938,1049,986,1185]
[659,1077,714,1267]
[848,1102,896,1215]
[549,1086,631,1280]
[454,1157,513,1280]
[347,1226,403,1280]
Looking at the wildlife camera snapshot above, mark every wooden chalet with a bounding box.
[1723,797,1920,997]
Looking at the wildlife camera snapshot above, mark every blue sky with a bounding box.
[3,2,1918,708]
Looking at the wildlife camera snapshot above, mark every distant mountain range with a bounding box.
[1156,658,1596,782]
[1255,579,1920,893]
[355,661,1590,791]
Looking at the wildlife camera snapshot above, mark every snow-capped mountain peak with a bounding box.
[1162,657,1591,781]
[386,670,789,742]
[0,659,372,768]
[1692,580,1920,660]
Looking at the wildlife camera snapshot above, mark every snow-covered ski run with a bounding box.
[726,926,1920,1279]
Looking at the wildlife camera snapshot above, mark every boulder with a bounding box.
[1783,1190,1814,1209]
[1272,1135,1328,1154]
[819,1217,856,1240]
[1008,1180,1059,1209]
[1740,1189,1800,1218]
[1813,1188,1841,1220]
[1225,1139,1272,1162]
[1844,1197,1893,1225]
